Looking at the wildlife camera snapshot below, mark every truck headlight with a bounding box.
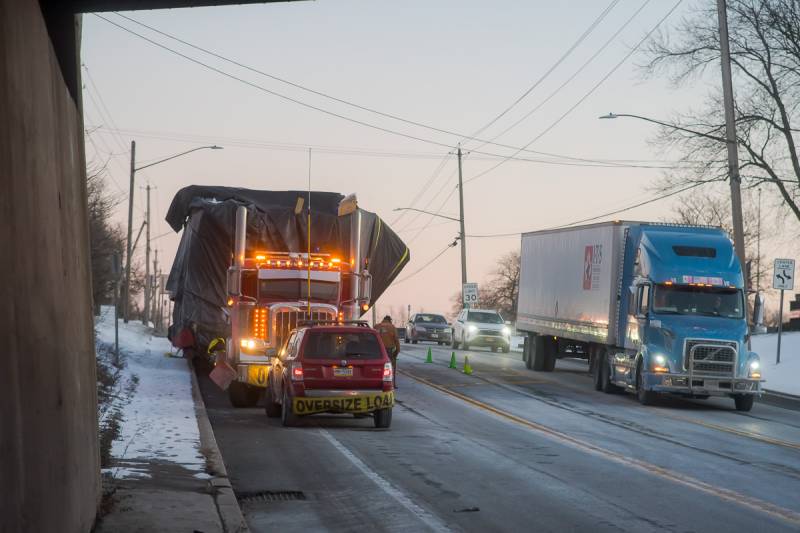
[240,337,266,353]
[652,354,669,373]
[749,358,761,379]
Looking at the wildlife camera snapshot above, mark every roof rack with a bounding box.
[297,320,372,328]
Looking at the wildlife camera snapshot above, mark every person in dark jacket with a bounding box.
[376,315,400,388]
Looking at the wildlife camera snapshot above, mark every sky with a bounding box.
[80,0,798,319]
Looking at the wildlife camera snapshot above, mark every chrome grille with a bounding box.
[274,308,336,349]
[478,329,503,337]
[686,340,737,377]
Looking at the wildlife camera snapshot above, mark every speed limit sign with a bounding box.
[462,283,479,308]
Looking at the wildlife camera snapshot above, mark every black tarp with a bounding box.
[165,186,409,351]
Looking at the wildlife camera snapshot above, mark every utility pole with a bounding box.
[143,184,152,325]
[150,250,159,330]
[456,145,468,286]
[717,0,747,273]
[124,140,136,323]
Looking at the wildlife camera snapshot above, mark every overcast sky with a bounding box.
[80,0,796,318]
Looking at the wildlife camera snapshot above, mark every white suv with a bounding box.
[451,309,511,353]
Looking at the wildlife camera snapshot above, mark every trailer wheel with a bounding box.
[264,383,281,418]
[524,334,534,369]
[733,394,754,412]
[636,363,657,406]
[591,346,603,391]
[532,335,547,371]
[229,381,261,408]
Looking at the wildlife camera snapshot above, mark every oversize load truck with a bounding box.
[165,186,409,407]
[516,221,762,411]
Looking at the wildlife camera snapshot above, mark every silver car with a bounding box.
[452,309,511,353]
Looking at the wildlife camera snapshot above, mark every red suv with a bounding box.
[265,322,394,428]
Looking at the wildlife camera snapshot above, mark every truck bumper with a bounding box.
[236,362,271,388]
[645,372,761,396]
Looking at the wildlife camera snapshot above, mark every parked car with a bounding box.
[265,322,394,428]
[452,309,512,352]
[405,313,452,345]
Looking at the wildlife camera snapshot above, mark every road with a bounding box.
[197,343,800,532]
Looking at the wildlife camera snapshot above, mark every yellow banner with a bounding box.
[293,391,395,415]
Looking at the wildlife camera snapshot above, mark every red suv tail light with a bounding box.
[291,362,304,381]
[383,362,393,382]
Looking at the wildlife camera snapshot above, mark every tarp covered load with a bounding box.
[165,185,409,352]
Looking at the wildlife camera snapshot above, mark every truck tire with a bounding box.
[636,363,657,406]
[733,394,754,412]
[281,388,298,427]
[374,407,392,428]
[502,345,510,353]
[542,336,557,372]
[532,335,547,371]
[524,334,534,369]
[264,383,281,418]
[229,381,261,408]
[599,349,620,394]
[591,346,603,391]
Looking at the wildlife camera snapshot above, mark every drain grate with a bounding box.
[236,490,307,504]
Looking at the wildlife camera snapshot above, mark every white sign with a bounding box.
[462,283,479,307]
[773,258,795,290]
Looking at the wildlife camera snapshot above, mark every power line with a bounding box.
[469,0,653,154]
[463,0,619,144]
[95,13,677,170]
[465,0,684,185]
[393,242,457,285]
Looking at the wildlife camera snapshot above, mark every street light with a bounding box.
[393,207,461,222]
[123,143,223,323]
[599,111,746,272]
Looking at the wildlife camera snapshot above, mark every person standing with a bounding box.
[376,315,400,388]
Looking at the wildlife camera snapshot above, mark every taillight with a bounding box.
[291,363,304,381]
[383,362,393,382]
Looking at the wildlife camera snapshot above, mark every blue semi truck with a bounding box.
[516,221,762,411]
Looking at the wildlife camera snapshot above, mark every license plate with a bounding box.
[333,367,353,377]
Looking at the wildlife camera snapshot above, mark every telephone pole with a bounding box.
[456,145,468,286]
[143,184,151,325]
[150,249,159,330]
[717,0,747,272]
[123,140,136,323]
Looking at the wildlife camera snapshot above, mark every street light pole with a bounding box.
[122,143,222,325]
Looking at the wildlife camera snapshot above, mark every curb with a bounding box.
[188,360,251,533]
[761,388,800,411]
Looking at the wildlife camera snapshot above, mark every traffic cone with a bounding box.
[425,347,433,363]
[463,356,473,375]
[449,352,457,369]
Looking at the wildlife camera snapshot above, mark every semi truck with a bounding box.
[516,221,762,411]
[165,186,409,407]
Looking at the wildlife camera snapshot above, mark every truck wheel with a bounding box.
[524,335,534,369]
[591,347,603,391]
[491,346,498,353]
[532,335,547,371]
[734,394,754,412]
[264,384,281,418]
[543,337,557,372]
[599,351,620,394]
[281,388,297,427]
[229,381,261,408]
[636,364,656,406]
[374,408,392,428]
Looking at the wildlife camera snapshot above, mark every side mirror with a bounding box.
[358,269,372,306]
[226,266,241,296]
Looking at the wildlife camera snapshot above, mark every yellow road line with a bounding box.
[663,413,800,452]
[401,369,800,527]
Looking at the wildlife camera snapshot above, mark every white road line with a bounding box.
[318,428,452,533]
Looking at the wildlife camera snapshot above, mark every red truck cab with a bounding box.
[266,321,394,428]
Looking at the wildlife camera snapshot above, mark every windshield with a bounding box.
[415,314,447,324]
[302,331,383,359]
[258,279,338,303]
[467,311,504,324]
[653,285,744,319]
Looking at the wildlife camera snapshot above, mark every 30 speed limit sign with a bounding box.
[462,283,479,308]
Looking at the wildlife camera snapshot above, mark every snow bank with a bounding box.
[96,307,206,479]
[751,331,800,396]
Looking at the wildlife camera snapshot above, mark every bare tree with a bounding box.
[643,0,800,221]
[450,251,521,321]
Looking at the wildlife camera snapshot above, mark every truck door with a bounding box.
[631,283,651,385]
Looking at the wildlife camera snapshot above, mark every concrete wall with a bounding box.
[0,1,99,531]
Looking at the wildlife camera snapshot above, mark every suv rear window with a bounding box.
[301,331,383,359]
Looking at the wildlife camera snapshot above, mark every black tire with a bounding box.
[374,408,392,428]
[491,346,498,353]
[599,350,620,394]
[544,339,557,372]
[524,335,534,370]
[228,381,261,408]
[404,335,409,344]
[264,383,281,418]
[438,342,444,346]
[636,363,657,406]
[412,339,418,345]
[502,345,510,353]
[591,347,603,391]
[532,335,546,371]
[734,394,755,412]
[281,388,297,427]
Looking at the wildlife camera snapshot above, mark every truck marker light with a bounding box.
[653,366,669,373]
[256,254,266,261]
[361,303,370,312]
[332,258,341,263]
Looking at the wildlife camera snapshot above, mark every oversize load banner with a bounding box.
[293,391,395,415]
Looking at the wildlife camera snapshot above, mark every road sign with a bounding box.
[462,283,479,308]
[773,258,795,290]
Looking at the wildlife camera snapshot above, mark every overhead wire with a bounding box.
[464,0,684,186]
[392,242,457,285]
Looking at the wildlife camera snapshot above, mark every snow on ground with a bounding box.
[96,307,207,480]
[751,331,800,397]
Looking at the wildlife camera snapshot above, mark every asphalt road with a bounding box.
[197,343,800,532]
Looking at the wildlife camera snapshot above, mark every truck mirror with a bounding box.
[226,267,241,296]
[358,270,372,304]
